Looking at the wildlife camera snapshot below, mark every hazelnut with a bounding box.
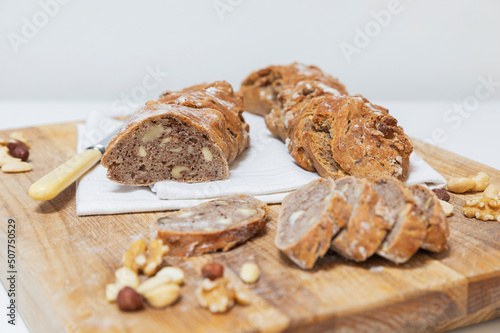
[432,189,450,202]
[7,140,29,161]
[239,262,260,284]
[116,286,143,312]
[201,262,224,280]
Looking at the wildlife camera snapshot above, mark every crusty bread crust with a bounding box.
[101,81,249,185]
[157,82,250,159]
[152,194,268,257]
[240,63,413,181]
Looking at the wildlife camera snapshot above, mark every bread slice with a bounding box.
[275,178,351,269]
[373,177,429,263]
[331,177,393,262]
[302,131,347,180]
[284,94,341,174]
[101,81,249,185]
[152,194,268,257]
[330,95,413,181]
[409,185,449,252]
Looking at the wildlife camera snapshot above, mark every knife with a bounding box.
[28,130,117,201]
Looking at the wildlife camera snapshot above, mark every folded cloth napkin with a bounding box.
[76,110,446,216]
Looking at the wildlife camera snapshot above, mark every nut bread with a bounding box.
[275,178,351,269]
[240,63,347,117]
[330,177,392,262]
[152,194,268,256]
[240,63,413,181]
[275,177,449,269]
[101,81,249,185]
[410,185,449,252]
[373,177,429,263]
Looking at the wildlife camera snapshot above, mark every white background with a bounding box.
[1,0,500,332]
[1,0,499,101]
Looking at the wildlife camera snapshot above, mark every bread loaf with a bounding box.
[152,194,268,256]
[275,178,351,269]
[101,81,249,185]
[240,63,413,181]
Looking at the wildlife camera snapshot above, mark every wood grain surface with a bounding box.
[1,122,499,333]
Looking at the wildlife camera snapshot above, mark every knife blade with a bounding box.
[28,129,118,201]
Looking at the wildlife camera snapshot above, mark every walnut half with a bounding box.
[463,198,500,222]
[122,239,169,276]
[195,278,235,314]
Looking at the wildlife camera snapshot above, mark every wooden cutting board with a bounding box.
[1,122,500,333]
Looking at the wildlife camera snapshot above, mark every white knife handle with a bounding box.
[29,149,102,201]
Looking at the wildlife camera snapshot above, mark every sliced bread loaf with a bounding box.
[410,185,449,252]
[240,63,347,117]
[240,63,413,181]
[330,96,412,181]
[101,81,249,185]
[373,177,429,263]
[152,194,268,256]
[275,178,351,269]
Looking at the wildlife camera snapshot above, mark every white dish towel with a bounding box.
[76,111,446,216]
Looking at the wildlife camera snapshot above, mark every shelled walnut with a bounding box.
[195,262,252,313]
[122,238,169,276]
[122,239,148,273]
[195,277,235,314]
[463,198,500,222]
[143,239,169,276]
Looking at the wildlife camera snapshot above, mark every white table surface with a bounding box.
[1,101,499,333]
